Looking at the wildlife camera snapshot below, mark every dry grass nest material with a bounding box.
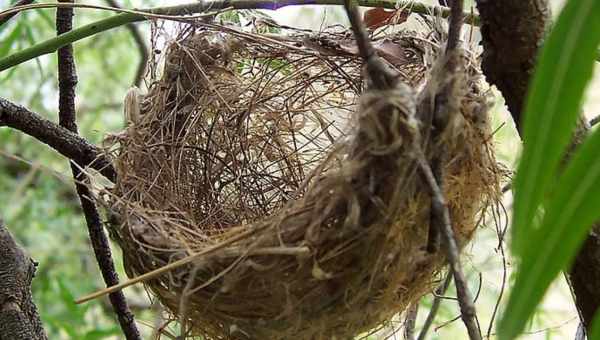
[105,21,501,339]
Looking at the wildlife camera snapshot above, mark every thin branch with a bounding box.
[404,303,419,340]
[475,0,549,134]
[486,201,509,338]
[56,2,140,339]
[343,0,397,89]
[590,114,600,127]
[0,0,479,72]
[76,225,265,304]
[426,0,463,250]
[0,0,35,27]
[444,0,463,53]
[431,5,481,337]
[104,0,148,86]
[417,272,452,340]
[0,97,116,182]
[419,158,481,340]
[344,0,479,337]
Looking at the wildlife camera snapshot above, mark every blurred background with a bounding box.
[0,0,598,338]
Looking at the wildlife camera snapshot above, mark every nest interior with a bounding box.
[105,21,501,340]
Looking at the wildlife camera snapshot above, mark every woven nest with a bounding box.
[105,20,500,340]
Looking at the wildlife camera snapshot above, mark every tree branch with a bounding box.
[404,303,419,340]
[345,0,479,338]
[475,0,549,134]
[0,0,35,27]
[0,97,116,182]
[56,2,141,339]
[1,44,120,187]
[570,224,600,332]
[419,158,481,340]
[0,0,479,71]
[476,0,600,333]
[417,272,453,340]
[0,218,48,340]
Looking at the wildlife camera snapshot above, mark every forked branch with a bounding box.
[0,97,116,182]
[56,1,141,338]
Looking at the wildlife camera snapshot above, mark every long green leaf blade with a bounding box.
[499,127,600,340]
[0,21,23,58]
[511,0,600,255]
[590,312,600,340]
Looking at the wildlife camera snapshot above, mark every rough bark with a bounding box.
[476,0,549,132]
[571,227,600,331]
[0,97,116,182]
[476,0,600,332]
[0,219,48,340]
[56,2,141,339]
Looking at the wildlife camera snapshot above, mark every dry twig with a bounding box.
[345,0,480,339]
[56,1,140,338]
[404,303,419,340]
[417,272,453,340]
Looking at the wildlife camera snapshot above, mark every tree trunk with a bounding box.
[476,0,600,333]
[0,218,48,340]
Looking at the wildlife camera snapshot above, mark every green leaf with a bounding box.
[23,23,44,77]
[57,278,88,320]
[499,128,600,340]
[0,22,23,58]
[84,327,122,339]
[590,312,600,340]
[511,0,600,255]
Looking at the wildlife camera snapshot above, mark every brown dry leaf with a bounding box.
[375,40,407,65]
[339,39,407,66]
[363,8,409,30]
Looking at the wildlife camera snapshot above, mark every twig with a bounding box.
[344,0,479,337]
[56,3,141,339]
[417,272,452,340]
[75,224,267,304]
[104,0,148,86]
[590,114,600,127]
[445,0,463,53]
[0,0,479,72]
[0,97,116,182]
[419,158,481,340]
[429,3,480,337]
[424,0,464,248]
[404,303,419,340]
[486,201,509,338]
[343,0,397,89]
[434,273,483,332]
[0,0,35,27]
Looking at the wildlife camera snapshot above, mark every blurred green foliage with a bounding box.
[0,0,154,338]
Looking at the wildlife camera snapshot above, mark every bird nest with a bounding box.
[104,21,500,340]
